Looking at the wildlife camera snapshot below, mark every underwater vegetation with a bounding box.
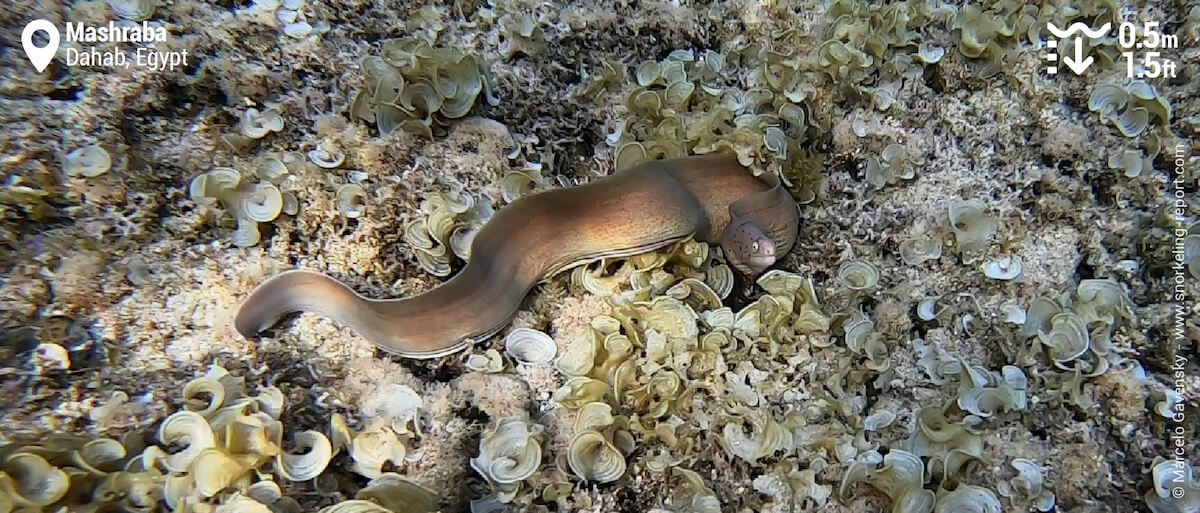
[1,0,1198,512]
[350,37,496,139]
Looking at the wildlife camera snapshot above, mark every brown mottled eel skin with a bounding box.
[234,154,800,359]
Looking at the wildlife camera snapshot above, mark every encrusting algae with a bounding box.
[1,0,1198,512]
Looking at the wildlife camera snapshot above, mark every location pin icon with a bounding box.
[22,19,60,73]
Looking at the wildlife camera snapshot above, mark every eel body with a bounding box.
[234,154,800,359]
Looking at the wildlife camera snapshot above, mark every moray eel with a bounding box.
[234,154,800,359]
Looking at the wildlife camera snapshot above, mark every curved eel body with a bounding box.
[234,154,800,359]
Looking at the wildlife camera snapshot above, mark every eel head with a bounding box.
[723,218,780,275]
